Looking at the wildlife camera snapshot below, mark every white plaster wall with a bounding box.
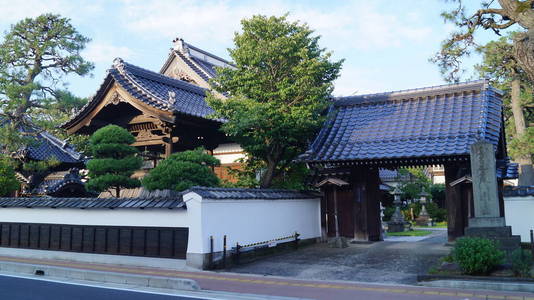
[213,153,244,165]
[184,193,321,254]
[0,194,322,257]
[0,208,189,228]
[505,196,534,242]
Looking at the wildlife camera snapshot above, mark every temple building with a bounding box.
[0,119,86,197]
[61,38,245,181]
[300,80,519,243]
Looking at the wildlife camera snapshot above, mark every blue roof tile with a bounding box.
[302,80,504,163]
[62,58,221,130]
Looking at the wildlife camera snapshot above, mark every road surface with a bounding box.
[0,274,209,300]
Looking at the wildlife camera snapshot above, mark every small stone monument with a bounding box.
[464,141,520,253]
[387,186,408,232]
[415,187,432,226]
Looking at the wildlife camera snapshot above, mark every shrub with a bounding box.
[452,237,504,275]
[0,158,19,196]
[85,125,142,197]
[511,249,533,277]
[142,148,220,192]
[426,202,447,223]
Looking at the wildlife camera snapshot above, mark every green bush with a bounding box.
[452,237,504,275]
[0,158,19,196]
[86,125,142,197]
[142,148,220,192]
[511,249,533,277]
[426,202,447,223]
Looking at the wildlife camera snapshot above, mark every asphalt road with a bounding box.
[0,275,208,300]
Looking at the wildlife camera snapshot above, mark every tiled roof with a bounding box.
[185,186,319,200]
[503,186,534,197]
[0,118,83,164]
[25,130,83,164]
[31,169,86,196]
[62,58,220,129]
[190,56,218,78]
[99,187,183,198]
[0,196,185,209]
[301,80,504,164]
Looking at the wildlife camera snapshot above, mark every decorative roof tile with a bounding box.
[185,186,319,200]
[302,80,504,164]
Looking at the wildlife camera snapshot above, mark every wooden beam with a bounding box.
[67,83,175,134]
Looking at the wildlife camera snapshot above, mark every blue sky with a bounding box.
[0,0,508,98]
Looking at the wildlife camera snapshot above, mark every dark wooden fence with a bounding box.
[0,222,188,259]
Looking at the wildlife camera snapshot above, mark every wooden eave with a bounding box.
[64,78,175,135]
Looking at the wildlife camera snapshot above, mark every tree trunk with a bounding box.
[513,31,534,84]
[260,159,276,188]
[511,78,534,185]
[115,187,121,198]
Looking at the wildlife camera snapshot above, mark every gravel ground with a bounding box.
[228,231,449,285]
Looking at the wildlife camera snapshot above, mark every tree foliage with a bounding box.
[431,0,534,83]
[0,14,93,152]
[86,125,141,197]
[0,157,20,196]
[475,34,534,184]
[208,14,343,188]
[142,148,220,192]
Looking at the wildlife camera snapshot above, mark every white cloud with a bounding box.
[118,0,433,51]
[0,0,103,24]
[83,42,135,63]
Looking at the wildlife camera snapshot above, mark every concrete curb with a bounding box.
[0,262,200,291]
[419,279,534,293]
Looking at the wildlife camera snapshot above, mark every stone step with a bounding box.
[464,226,512,238]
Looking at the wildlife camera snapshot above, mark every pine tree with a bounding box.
[86,125,142,197]
[142,148,220,192]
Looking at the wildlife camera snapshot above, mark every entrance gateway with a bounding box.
[300,80,519,245]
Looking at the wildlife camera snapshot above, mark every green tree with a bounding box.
[143,148,220,192]
[431,0,534,83]
[0,157,19,196]
[86,125,142,197]
[397,168,432,200]
[0,14,93,152]
[475,34,534,184]
[208,14,343,188]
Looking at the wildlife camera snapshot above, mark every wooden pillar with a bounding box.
[444,164,464,242]
[351,167,381,241]
[164,140,172,158]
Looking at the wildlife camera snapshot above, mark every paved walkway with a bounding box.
[229,230,449,284]
[0,254,533,299]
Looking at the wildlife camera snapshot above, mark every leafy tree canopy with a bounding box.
[208,14,343,188]
[0,157,20,196]
[142,148,220,192]
[86,125,141,197]
[0,13,93,153]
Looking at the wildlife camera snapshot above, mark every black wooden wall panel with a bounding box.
[0,222,188,259]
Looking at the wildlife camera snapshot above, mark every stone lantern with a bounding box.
[387,186,407,232]
[415,187,432,226]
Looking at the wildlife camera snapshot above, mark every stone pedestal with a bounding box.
[466,141,520,253]
[329,237,348,248]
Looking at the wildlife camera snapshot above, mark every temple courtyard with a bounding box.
[228,229,449,285]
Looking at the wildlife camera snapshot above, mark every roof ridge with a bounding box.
[187,186,309,193]
[115,58,207,97]
[39,131,83,161]
[183,41,233,66]
[335,79,489,106]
